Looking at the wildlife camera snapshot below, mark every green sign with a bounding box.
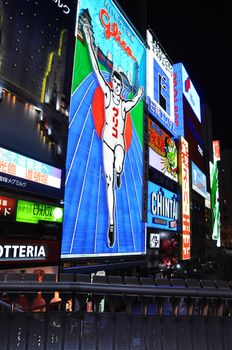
[16,200,63,224]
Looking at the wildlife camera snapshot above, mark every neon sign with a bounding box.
[0,196,16,220]
[148,182,178,231]
[0,147,61,189]
[192,162,207,199]
[16,199,63,224]
[61,0,146,258]
[0,244,46,260]
[180,137,190,260]
[148,117,178,182]
[100,9,136,61]
[173,63,201,123]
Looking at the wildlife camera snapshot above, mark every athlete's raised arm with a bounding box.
[83,24,109,96]
[124,86,144,114]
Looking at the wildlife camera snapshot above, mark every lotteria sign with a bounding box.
[148,182,178,231]
[146,30,176,136]
[0,244,46,260]
[210,141,221,246]
[16,199,63,224]
[0,240,60,264]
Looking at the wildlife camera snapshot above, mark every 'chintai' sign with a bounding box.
[148,182,178,231]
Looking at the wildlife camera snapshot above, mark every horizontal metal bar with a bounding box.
[0,282,232,299]
[0,299,24,312]
[63,260,147,273]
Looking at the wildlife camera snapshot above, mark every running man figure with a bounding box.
[83,24,143,248]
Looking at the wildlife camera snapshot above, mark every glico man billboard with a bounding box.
[61,0,146,258]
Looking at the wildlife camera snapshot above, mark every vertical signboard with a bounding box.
[61,0,146,257]
[146,30,176,136]
[173,63,203,169]
[173,63,201,124]
[210,141,221,246]
[179,137,190,260]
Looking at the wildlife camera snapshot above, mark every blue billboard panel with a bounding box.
[173,63,201,137]
[148,182,179,231]
[192,162,207,198]
[61,0,146,258]
[146,31,176,136]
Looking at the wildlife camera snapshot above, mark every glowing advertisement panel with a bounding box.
[179,137,190,260]
[148,182,178,231]
[16,200,63,224]
[173,65,184,137]
[173,63,201,123]
[184,98,204,170]
[146,30,176,136]
[192,162,207,199]
[210,141,221,246]
[148,117,178,182]
[61,0,146,258]
[0,195,17,220]
[0,147,62,197]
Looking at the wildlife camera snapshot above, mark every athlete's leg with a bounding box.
[114,144,125,189]
[103,142,115,247]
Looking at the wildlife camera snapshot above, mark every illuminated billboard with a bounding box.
[0,195,17,220]
[0,0,77,198]
[173,63,203,169]
[173,63,201,124]
[146,30,176,136]
[148,117,178,182]
[179,137,190,260]
[210,141,221,246]
[0,147,62,198]
[61,0,146,258]
[16,200,63,224]
[148,182,178,231]
[192,162,207,199]
[184,98,204,170]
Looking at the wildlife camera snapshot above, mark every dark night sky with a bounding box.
[116,1,231,150]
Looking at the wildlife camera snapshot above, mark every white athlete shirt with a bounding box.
[102,90,126,152]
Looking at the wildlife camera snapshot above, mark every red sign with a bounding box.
[180,137,190,260]
[100,8,137,62]
[0,195,17,220]
[148,117,168,156]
